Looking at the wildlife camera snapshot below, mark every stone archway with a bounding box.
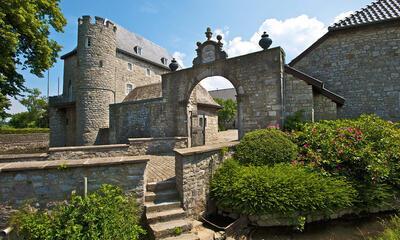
[161,28,286,142]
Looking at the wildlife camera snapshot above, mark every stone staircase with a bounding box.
[145,178,214,240]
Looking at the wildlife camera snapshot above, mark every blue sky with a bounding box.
[9,0,371,113]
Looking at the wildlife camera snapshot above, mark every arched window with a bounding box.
[126,83,133,95]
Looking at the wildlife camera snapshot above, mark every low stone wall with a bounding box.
[128,137,188,155]
[0,133,49,154]
[48,144,130,160]
[0,153,49,163]
[174,141,239,218]
[0,156,148,228]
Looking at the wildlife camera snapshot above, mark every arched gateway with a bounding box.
[109,28,344,146]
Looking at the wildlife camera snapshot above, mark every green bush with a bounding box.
[292,114,400,207]
[235,128,298,166]
[11,185,145,240]
[0,126,49,134]
[210,159,356,216]
[373,215,400,240]
[284,110,306,131]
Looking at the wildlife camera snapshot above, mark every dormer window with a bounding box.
[134,46,142,55]
[126,83,133,95]
[161,57,168,65]
[85,37,91,48]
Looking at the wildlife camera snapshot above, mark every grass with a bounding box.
[0,126,49,134]
[372,215,400,240]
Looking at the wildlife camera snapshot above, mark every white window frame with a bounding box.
[134,46,142,55]
[126,83,134,95]
[146,68,151,76]
[161,57,168,65]
[198,115,207,128]
[127,62,133,71]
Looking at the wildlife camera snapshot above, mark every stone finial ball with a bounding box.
[217,35,222,41]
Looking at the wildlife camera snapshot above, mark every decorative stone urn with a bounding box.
[169,58,179,71]
[259,31,272,50]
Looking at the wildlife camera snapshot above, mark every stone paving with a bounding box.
[146,130,238,183]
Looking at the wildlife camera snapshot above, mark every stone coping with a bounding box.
[174,141,239,156]
[49,144,129,152]
[0,153,48,160]
[0,156,149,172]
[128,136,188,142]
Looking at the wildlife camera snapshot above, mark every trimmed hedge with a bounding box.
[0,127,49,134]
[235,128,298,166]
[210,159,356,216]
[11,185,145,240]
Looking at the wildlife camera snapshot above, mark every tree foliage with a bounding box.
[0,0,66,114]
[9,88,48,128]
[215,98,237,130]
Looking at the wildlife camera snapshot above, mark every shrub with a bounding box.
[210,159,356,216]
[292,114,400,207]
[11,185,145,240]
[284,110,306,131]
[235,128,298,166]
[373,215,400,240]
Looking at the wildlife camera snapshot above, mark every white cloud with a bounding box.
[221,15,327,60]
[172,51,186,69]
[333,11,354,25]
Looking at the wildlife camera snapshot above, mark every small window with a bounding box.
[85,37,91,48]
[134,46,142,55]
[99,60,103,67]
[161,57,168,65]
[126,83,133,95]
[127,62,133,71]
[146,68,151,76]
[199,116,207,128]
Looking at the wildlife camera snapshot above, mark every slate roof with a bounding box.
[123,83,221,108]
[115,24,172,67]
[329,0,400,31]
[61,18,172,68]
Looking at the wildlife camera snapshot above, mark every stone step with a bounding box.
[146,201,182,213]
[147,178,176,192]
[145,189,179,203]
[146,208,186,224]
[162,233,200,240]
[150,219,193,239]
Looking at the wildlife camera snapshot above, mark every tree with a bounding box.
[0,0,66,115]
[215,98,237,131]
[9,88,48,128]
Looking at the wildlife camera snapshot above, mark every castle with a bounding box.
[49,16,220,147]
[49,0,400,148]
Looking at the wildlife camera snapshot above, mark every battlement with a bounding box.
[78,15,117,32]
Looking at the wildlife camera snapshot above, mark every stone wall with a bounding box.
[109,98,168,143]
[313,91,337,121]
[0,156,148,228]
[292,22,400,121]
[283,73,314,121]
[175,141,239,217]
[0,133,49,154]
[115,51,169,103]
[128,137,188,155]
[197,106,219,143]
[48,144,130,160]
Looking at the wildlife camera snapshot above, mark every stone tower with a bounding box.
[76,16,117,145]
